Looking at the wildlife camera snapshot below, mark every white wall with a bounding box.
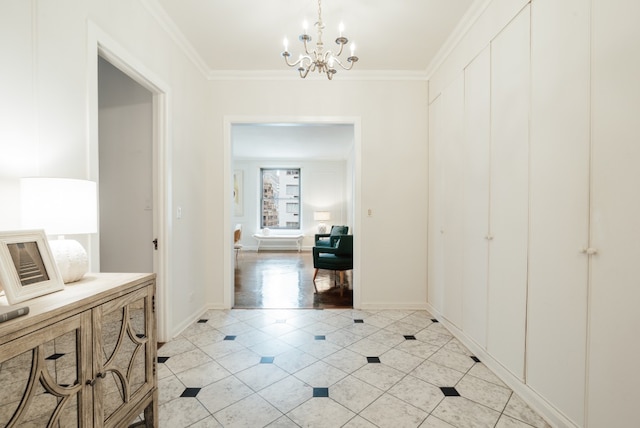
[0,0,212,340]
[207,79,429,309]
[427,0,640,426]
[233,159,349,251]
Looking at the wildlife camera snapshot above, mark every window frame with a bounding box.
[260,168,301,230]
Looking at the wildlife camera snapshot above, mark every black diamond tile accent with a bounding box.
[157,357,169,363]
[367,357,381,363]
[46,353,65,361]
[315,335,326,340]
[431,319,439,323]
[471,356,481,363]
[224,335,236,341]
[404,335,417,340]
[354,319,364,324]
[440,387,460,397]
[181,387,201,398]
[313,387,329,397]
[136,333,146,339]
[197,319,208,323]
[260,356,275,364]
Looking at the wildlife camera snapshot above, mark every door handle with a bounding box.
[152,239,158,250]
[580,247,598,255]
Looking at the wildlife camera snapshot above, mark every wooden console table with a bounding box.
[252,233,304,252]
[0,272,157,427]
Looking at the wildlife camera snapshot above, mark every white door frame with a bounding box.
[87,22,172,342]
[223,116,362,309]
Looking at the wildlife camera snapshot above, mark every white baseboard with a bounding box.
[169,304,209,340]
[360,302,430,310]
[426,303,579,428]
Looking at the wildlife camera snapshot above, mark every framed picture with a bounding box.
[0,230,64,304]
[233,170,244,216]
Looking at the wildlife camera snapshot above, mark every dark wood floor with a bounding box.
[234,250,353,309]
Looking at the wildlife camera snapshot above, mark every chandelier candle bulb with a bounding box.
[351,43,355,56]
[283,37,288,52]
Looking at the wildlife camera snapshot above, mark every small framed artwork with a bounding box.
[233,170,244,217]
[0,230,64,304]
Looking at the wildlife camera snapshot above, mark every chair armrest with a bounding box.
[313,246,339,257]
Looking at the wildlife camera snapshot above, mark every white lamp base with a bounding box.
[318,223,327,234]
[49,239,88,283]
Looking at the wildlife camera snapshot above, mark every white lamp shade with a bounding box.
[313,211,331,222]
[21,178,98,236]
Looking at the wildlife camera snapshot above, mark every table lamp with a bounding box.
[21,178,97,283]
[313,211,331,234]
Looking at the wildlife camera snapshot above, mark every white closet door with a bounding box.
[527,0,590,425]
[442,73,465,328]
[462,46,491,348]
[487,5,530,380]
[588,0,640,424]
[428,95,445,314]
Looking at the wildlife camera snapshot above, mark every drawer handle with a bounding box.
[85,372,106,386]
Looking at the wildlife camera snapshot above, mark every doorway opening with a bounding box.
[88,26,171,341]
[97,57,153,274]
[227,120,360,309]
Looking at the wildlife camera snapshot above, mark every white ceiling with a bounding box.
[151,0,477,159]
[153,0,477,76]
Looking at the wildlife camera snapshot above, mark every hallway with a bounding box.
[156,308,550,427]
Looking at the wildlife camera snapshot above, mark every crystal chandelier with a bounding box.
[281,0,359,80]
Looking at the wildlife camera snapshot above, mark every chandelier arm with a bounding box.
[283,53,312,68]
[302,37,312,55]
[299,66,311,78]
[329,56,353,71]
[334,40,346,57]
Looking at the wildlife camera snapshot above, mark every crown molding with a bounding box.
[139,0,210,78]
[141,0,473,83]
[425,0,494,79]
[207,69,427,82]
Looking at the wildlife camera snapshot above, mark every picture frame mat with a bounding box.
[0,230,64,304]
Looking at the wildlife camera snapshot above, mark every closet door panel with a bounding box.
[487,5,530,380]
[527,0,590,425]
[588,0,640,424]
[462,46,491,348]
[428,95,445,314]
[442,73,465,328]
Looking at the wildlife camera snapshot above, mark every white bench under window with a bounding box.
[252,233,305,252]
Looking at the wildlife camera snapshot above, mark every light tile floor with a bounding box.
[157,309,551,428]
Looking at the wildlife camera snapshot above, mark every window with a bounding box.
[261,168,300,229]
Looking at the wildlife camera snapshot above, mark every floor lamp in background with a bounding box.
[21,178,97,283]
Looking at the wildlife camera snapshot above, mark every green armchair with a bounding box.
[314,225,349,248]
[312,234,353,294]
